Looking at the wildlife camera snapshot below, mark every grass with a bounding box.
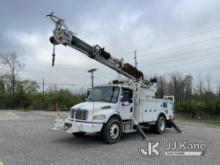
[175,113,220,126]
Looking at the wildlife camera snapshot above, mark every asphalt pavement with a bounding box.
[0,110,219,165]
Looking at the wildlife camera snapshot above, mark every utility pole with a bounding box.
[218,83,220,98]
[88,68,97,88]
[42,77,45,95]
[134,50,137,68]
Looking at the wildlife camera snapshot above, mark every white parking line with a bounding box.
[0,161,4,165]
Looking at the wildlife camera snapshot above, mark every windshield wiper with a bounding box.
[99,98,110,103]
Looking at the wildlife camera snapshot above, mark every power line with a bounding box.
[142,52,220,73]
[139,35,220,59]
[142,52,220,70]
[139,45,220,67]
[97,33,220,62]
[16,81,78,86]
[124,26,220,55]
[19,27,220,64]
[146,29,220,49]
[20,69,88,78]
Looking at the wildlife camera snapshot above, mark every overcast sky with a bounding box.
[0,0,220,91]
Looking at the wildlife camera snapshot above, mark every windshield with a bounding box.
[87,86,120,103]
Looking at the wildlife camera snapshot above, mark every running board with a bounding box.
[124,129,137,134]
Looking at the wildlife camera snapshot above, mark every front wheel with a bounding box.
[101,118,122,144]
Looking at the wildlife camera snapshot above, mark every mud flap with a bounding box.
[52,117,65,130]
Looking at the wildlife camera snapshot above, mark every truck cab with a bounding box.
[64,85,132,126]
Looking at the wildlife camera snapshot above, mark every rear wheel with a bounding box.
[72,132,85,137]
[101,118,122,144]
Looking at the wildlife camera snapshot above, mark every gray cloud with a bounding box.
[0,0,220,90]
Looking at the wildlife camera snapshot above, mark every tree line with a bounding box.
[0,52,220,118]
[0,52,82,110]
[156,73,220,118]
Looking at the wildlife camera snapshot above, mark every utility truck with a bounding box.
[48,13,181,144]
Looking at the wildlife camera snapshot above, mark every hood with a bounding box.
[71,101,115,112]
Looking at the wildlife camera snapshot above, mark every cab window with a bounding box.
[121,88,133,103]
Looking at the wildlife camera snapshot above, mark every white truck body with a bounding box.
[56,80,174,137]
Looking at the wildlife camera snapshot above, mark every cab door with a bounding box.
[117,87,134,120]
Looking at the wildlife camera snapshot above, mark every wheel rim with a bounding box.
[109,123,120,140]
[159,118,165,131]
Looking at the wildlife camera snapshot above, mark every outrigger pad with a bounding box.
[52,118,64,131]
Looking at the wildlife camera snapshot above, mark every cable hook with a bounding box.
[52,44,56,67]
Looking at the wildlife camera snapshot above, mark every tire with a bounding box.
[149,125,156,133]
[155,115,166,134]
[101,118,122,144]
[72,132,85,137]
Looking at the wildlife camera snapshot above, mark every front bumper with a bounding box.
[64,119,103,134]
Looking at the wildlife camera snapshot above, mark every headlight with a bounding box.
[93,115,106,120]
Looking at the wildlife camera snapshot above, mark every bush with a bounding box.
[176,99,220,119]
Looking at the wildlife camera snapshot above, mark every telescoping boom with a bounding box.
[47,12,143,81]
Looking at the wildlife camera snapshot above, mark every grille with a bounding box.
[71,109,88,120]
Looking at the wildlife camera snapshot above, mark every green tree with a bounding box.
[15,80,39,109]
[0,52,24,95]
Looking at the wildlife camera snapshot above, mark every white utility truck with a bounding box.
[48,13,180,144]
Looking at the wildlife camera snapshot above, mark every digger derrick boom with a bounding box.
[48,13,143,81]
[48,14,181,143]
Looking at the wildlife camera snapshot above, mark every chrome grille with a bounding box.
[71,109,88,120]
